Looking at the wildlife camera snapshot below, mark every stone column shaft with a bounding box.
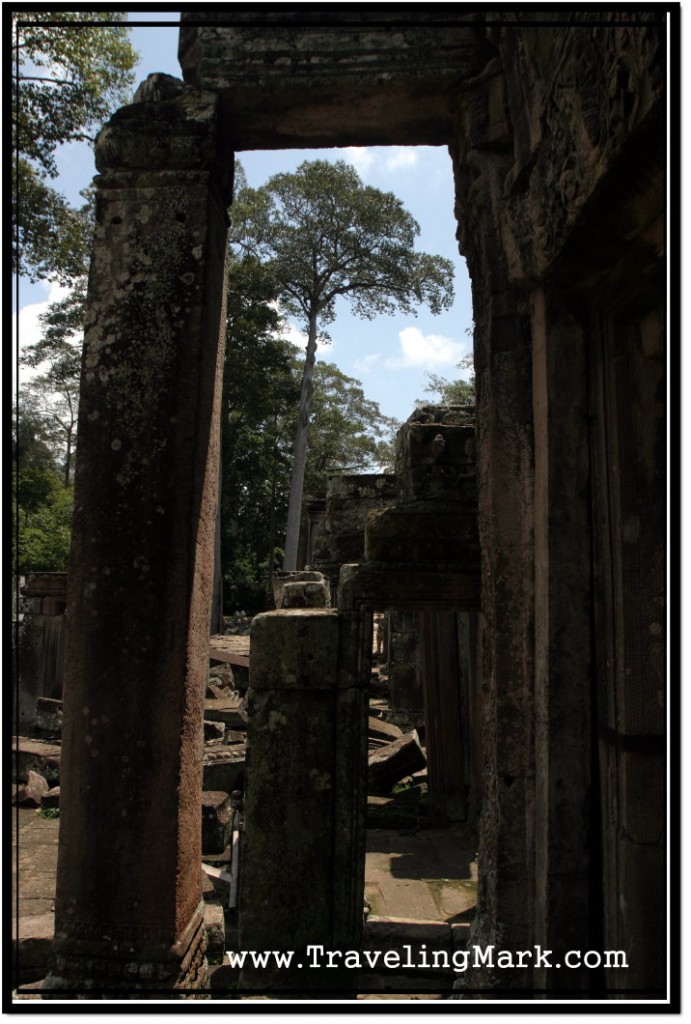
[239,609,368,993]
[46,83,232,993]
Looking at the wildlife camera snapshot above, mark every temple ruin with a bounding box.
[13,9,668,1001]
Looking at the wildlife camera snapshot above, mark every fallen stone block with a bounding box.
[15,770,49,807]
[35,698,63,736]
[209,663,236,689]
[201,868,217,901]
[41,786,60,809]
[13,737,61,787]
[203,747,246,795]
[203,902,226,965]
[204,719,225,745]
[367,730,426,795]
[204,697,246,728]
[368,716,404,743]
[202,791,232,855]
[206,681,228,700]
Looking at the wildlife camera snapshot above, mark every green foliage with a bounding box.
[39,807,60,819]
[16,476,74,575]
[21,278,86,485]
[13,391,74,573]
[419,353,476,407]
[233,158,455,326]
[305,361,398,497]
[13,11,138,281]
[233,158,455,568]
[220,253,396,612]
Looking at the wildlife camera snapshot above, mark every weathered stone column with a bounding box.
[387,610,424,729]
[15,573,67,732]
[532,288,594,990]
[45,79,232,993]
[420,611,467,823]
[239,608,368,993]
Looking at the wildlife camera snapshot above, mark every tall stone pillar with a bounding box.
[239,608,368,993]
[45,80,232,993]
[531,289,593,990]
[387,610,424,730]
[420,611,467,823]
[15,573,67,731]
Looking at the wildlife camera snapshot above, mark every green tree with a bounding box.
[20,278,86,485]
[233,159,455,570]
[304,362,398,498]
[221,254,299,610]
[221,253,397,611]
[13,11,138,282]
[13,391,74,573]
[419,353,476,407]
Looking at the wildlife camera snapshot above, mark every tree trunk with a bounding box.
[282,311,318,571]
[265,412,280,607]
[210,454,224,634]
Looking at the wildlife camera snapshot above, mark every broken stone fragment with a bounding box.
[41,786,60,809]
[35,698,63,737]
[15,770,49,806]
[203,719,225,745]
[201,790,232,855]
[203,747,245,796]
[368,716,404,744]
[13,737,61,788]
[203,902,226,965]
[367,731,427,796]
[204,696,246,728]
[208,663,236,690]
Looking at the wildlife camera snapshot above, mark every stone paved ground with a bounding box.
[365,824,477,922]
[12,808,477,1001]
[12,807,59,920]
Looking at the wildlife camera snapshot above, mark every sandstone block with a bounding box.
[203,748,245,795]
[203,902,226,965]
[201,791,232,855]
[368,731,426,795]
[15,770,49,806]
[203,719,225,745]
[41,786,61,809]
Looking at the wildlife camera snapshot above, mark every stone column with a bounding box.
[15,573,67,732]
[239,608,368,993]
[420,611,467,823]
[45,79,232,993]
[387,610,424,730]
[532,289,595,990]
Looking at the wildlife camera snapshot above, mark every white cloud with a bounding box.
[384,148,418,172]
[386,326,466,369]
[342,146,419,178]
[353,352,383,374]
[14,281,76,388]
[343,147,375,175]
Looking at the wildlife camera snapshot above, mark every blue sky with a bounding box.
[17,11,474,425]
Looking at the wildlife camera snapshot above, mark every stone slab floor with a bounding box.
[12,808,478,1001]
[365,824,477,922]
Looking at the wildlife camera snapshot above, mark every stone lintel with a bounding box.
[179,14,491,149]
[338,563,481,613]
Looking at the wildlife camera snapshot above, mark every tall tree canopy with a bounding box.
[233,159,455,569]
[13,11,138,282]
[221,252,395,611]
